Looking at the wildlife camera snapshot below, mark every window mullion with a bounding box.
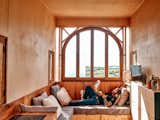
[76,33,80,78]
[105,33,108,78]
[91,29,94,78]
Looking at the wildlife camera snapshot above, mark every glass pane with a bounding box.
[116,29,123,41]
[80,30,91,77]
[108,27,121,34]
[108,35,120,77]
[65,27,77,34]
[63,27,77,40]
[62,30,68,40]
[94,30,105,77]
[65,36,76,77]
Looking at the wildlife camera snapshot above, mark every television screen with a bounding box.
[130,65,142,77]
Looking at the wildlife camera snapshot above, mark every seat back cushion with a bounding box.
[117,88,129,106]
[51,84,61,96]
[32,92,48,105]
[42,95,62,118]
[57,87,72,106]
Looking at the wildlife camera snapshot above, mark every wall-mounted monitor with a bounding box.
[130,65,142,77]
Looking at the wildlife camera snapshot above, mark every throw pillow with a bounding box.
[32,92,48,105]
[117,88,129,106]
[42,95,62,118]
[56,87,72,106]
[51,84,61,96]
[114,94,121,105]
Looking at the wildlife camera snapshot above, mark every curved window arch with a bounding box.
[62,27,123,81]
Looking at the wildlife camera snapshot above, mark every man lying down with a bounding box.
[69,80,129,107]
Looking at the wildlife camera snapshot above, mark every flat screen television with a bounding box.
[130,65,142,77]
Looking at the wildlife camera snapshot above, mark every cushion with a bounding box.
[117,88,129,106]
[114,95,121,105]
[20,104,57,113]
[32,92,48,105]
[57,87,72,106]
[71,105,130,115]
[51,84,61,96]
[42,95,62,118]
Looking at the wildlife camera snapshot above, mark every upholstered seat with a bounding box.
[72,105,130,115]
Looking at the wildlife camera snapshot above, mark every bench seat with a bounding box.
[60,105,130,120]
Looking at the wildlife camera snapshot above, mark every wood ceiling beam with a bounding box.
[55,17,130,27]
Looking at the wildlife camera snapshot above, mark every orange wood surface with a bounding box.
[41,0,144,17]
[56,17,130,27]
[61,81,122,99]
[72,115,131,120]
[0,83,54,120]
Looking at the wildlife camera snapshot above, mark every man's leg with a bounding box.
[69,96,98,106]
[83,86,97,99]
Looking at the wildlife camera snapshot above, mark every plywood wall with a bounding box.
[0,0,55,103]
[131,0,160,78]
[62,81,122,100]
[0,0,9,36]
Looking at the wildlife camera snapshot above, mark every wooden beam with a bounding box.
[55,17,130,27]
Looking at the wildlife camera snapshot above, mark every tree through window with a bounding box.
[62,27,123,81]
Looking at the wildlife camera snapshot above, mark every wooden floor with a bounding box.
[72,115,132,120]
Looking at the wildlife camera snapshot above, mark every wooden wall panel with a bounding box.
[131,0,160,77]
[72,115,86,120]
[0,83,54,120]
[62,81,122,99]
[0,0,9,36]
[4,0,55,103]
[72,115,131,120]
[41,0,144,17]
[101,115,131,120]
[56,17,130,27]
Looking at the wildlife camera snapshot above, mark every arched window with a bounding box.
[62,27,123,81]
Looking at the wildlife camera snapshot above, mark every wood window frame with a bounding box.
[0,35,7,105]
[48,50,55,84]
[62,26,123,81]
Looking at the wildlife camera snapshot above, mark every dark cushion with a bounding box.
[51,85,61,96]
[32,92,48,105]
[20,104,57,113]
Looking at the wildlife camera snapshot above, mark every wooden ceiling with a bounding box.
[41,0,144,17]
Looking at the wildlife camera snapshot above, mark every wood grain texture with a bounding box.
[72,115,131,120]
[62,81,122,99]
[0,83,54,120]
[72,115,86,120]
[101,115,131,120]
[41,0,144,17]
[2,0,56,103]
[56,17,130,27]
[131,0,160,77]
[0,0,9,36]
